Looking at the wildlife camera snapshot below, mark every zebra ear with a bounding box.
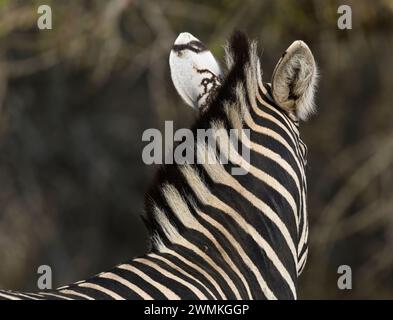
[271,41,318,121]
[169,32,223,111]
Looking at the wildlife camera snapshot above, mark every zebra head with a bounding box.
[0,31,319,301]
[161,31,318,298]
[170,32,317,120]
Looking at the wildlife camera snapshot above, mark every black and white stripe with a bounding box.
[0,31,316,300]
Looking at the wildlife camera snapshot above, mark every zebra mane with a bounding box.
[143,31,261,250]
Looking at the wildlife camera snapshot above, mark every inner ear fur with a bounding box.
[271,40,317,121]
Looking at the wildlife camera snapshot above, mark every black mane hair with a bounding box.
[143,31,252,246]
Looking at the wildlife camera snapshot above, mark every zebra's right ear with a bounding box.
[271,41,318,121]
[169,32,223,111]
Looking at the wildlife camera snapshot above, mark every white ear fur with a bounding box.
[271,40,318,121]
[169,32,223,111]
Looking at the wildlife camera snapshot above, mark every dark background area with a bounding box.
[0,0,392,299]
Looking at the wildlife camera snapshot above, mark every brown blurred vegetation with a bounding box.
[0,0,392,299]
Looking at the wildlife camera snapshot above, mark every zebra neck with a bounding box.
[142,31,302,299]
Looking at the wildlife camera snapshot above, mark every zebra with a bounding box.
[0,30,318,300]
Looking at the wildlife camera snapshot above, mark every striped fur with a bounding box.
[0,31,311,300]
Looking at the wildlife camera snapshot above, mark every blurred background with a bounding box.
[0,0,392,299]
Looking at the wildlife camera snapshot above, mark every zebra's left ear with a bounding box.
[271,41,318,121]
[169,32,223,111]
